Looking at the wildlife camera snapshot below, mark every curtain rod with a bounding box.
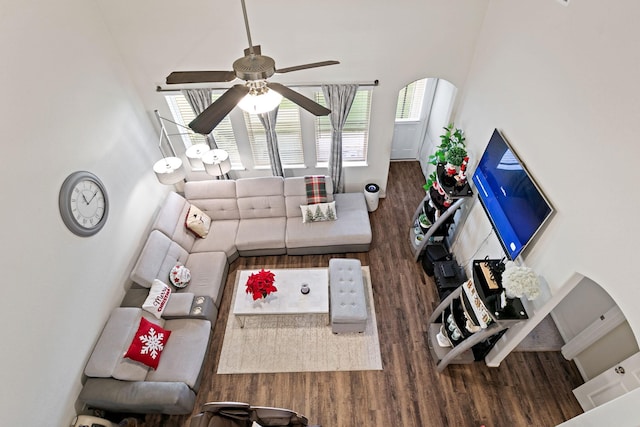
[155,79,379,92]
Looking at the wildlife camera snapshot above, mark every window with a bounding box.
[243,98,304,167]
[395,78,428,121]
[314,88,372,164]
[164,93,242,168]
[165,86,373,171]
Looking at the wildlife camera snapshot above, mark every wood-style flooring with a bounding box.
[146,161,584,427]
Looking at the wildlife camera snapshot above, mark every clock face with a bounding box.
[70,179,106,229]
[59,171,109,236]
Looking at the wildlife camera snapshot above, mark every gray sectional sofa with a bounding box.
[78,176,372,415]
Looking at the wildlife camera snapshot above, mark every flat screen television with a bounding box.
[472,129,554,260]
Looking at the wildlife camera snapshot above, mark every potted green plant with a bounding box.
[426,123,469,189]
[428,123,466,166]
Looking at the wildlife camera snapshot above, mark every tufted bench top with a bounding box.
[329,258,367,324]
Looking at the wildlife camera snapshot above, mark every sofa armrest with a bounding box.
[165,294,218,325]
[121,289,217,324]
[79,378,196,415]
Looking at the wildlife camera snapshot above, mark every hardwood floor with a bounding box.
[146,161,584,427]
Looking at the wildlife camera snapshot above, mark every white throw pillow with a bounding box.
[142,279,172,319]
[169,265,191,289]
[185,204,211,238]
[300,201,337,223]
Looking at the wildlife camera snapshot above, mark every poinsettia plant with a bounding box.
[245,269,277,300]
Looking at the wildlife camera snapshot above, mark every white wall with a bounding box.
[14,0,637,424]
[0,1,491,425]
[95,0,489,195]
[455,0,640,422]
[0,1,167,425]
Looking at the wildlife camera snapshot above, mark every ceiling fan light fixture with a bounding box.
[238,87,282,114]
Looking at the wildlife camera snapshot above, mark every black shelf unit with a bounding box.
[409,163,473,261]
[426,259,529,371]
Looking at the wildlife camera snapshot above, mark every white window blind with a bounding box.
[164,93,242,168]
[243,98,304,167]
[395,78,428,121]
[314,89,372,163]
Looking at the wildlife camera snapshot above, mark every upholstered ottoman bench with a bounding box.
[329,258,368,333]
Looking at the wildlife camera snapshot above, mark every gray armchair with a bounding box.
[189,402,320,427]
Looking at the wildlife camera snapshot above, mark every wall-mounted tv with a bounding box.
[472,129,554,260]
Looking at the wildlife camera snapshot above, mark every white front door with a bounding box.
[390,78,437,160]
[390,122,423,159]
[573,351,640,411]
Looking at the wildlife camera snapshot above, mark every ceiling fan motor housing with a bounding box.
[233,55,276,81]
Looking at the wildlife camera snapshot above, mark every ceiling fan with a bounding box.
[165,0,339,135]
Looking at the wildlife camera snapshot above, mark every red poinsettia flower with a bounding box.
[245,269,277,300]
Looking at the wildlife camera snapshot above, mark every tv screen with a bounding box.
[472,129,553,260]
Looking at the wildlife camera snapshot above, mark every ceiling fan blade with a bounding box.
[275,60,340,74]
[189,85,250,134]
[166,71,236,84]
[267,82,331,116]
[243,45,261,56]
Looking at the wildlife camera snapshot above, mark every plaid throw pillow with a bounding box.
[305,175,328,204]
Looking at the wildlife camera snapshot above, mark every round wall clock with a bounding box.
[59,171,109,236]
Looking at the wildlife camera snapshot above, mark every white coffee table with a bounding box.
[233,268,329,328]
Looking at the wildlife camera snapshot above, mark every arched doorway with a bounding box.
[390,78,457,175]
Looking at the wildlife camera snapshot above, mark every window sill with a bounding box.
[254,164,308,170]
[315,161,368,168]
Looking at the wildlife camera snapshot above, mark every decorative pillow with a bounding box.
[305,175,328,204]
[142,279,172,319]
[124,316,171,370]
[185,204,211,238]
[300,201,337,223]
[169,265,191,289]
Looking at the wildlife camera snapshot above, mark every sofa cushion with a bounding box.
[85,308,163,381]
[124,316,172,370]
[185,204,212,238]
[183,251,228,307]
[236,176,286,219]
[145,317,210,390]
[286,193,371,250]
[79,378,196,415]
[284,176,334,218]
[142,279,172,319]
[152,192,196,252]
[184,180,240,221]
[300,201,337,223]
[190,219,239,259]
[235,217,287,253]
[130,230,189,288]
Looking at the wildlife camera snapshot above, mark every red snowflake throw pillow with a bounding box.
[124,317,171,370]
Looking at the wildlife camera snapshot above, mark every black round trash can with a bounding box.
[364,183,380,212]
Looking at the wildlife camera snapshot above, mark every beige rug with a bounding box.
[217,266,383,374]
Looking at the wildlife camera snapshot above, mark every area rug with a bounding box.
[217,266,383,374]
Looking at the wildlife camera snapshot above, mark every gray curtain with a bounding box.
[182,88,218,149]
[322,84,358,193]
[258,107,284,177]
